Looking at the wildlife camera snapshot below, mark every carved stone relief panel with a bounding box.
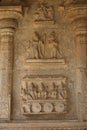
[26,31,63,60]
[0,0,87,129]
[12,0,78,121]
[24,28,66,69]
[34,0,55,23]
[21,76,69,116]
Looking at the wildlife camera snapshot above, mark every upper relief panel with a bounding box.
[34,0,55,23]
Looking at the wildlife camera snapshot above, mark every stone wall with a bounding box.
[0,0,86,129]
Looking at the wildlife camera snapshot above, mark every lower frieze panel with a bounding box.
[21,76,69,116]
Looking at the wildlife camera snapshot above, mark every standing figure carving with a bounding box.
[27,32,44,59]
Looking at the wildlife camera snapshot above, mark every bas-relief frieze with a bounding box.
[21,76,69,115]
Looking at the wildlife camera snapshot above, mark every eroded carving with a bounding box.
[21,76,69,115]
[26,31,63,60]
[0,97,10,119]
[34,0,55,22]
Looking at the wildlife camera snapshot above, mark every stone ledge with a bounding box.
[0,6,23,20]
[24,59,67,69]
[0,121,86,129]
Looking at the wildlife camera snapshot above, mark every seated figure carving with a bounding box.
[34,0,54,22]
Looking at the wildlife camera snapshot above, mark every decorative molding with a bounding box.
[0,6,23,19]
[0,121,86,129]
[25,59,66,69]
[65,6,87,24]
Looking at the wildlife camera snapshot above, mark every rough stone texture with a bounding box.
[0,0,87,129]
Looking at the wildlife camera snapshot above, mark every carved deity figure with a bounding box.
[27,31,63,59]
[27,32,44,59]
[34,0,54,21]
[27,41,34,59]
[45,31,62,59]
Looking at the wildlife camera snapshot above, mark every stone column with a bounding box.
[65,6,87,121]
[0,6,23,120]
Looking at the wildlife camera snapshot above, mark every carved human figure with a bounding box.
[34,0,46,21]
[33,32,44,59]
[31,82,39,99]
[45,31,62,59]
[51,83,58,99]
[34,0,54,21]
[46,6,54,20]
[27,32,44,59]
[41,83,47,99]
[21,81,28,101]
[27,82,37,100]
[48,83,57,99]
[58,82,67,100]
[27,41,35,59]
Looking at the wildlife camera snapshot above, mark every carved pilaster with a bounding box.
[65,6,87,121]
[0,6,23,120]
